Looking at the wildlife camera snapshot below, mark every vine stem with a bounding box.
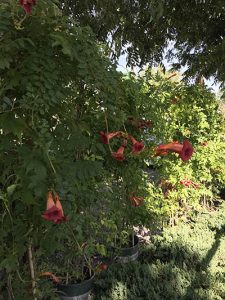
[7,274,14,300]
[46,152,56,174]
[28,243,37,300]
[13,13,27,30]
[3,174,16,189]
[123,123,127,133]
[66,260,69,285]
[66,223,92,276]
[16,270,30,283]
[104,110,109,134]
[104,111,113,153]
[0,107,21,114]
[3,199,15,254]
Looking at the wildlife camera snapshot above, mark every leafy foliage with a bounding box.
[138,69,225,224]
[0,1,131,297]
[60,0,225,84]
[94,204,225,299]
[0,1,225,298]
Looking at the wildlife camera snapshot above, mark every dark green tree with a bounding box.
[60,0,225,84]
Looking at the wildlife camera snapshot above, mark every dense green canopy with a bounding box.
[60,0,225,84]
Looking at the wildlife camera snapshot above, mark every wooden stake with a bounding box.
[28,244,37,300]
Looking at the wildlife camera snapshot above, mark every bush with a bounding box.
[138,69,225,223]
[93,204,225,300]
[1,1,225,297]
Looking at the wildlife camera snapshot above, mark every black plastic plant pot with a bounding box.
[57,273,95,300]
[117,234,139,263]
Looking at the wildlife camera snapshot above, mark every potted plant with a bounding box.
[114,229,140,263]
[113,192,143,263]
[97,119,149,263]
[100,180,145,263]
[39,191,106,300]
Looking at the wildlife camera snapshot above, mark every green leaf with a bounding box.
[7,184,17,196]
[96,243,107,256]
[0,113,29,137]
[0,255,17,272]
[20,189,36,205]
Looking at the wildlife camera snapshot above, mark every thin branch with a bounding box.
[104,111,113,152]
[28,243,37,300]
[7,274,14,300]
[66,223,92,272]
[46,151,57,174]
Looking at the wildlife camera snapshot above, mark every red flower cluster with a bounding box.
[128,116,152,131]
[99,131,122,144]
[96,263,108,273]
[159,180,174,198]
[180,179,200,189]
[129,192,144,207]
[99,131,144,161]
[42,191,67,224]
[112,145,125,161]
[19,0,36,14]
[99,263,108,271]
[129,135,145,154]
[137,120,152,130]
[155,140,193,161]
